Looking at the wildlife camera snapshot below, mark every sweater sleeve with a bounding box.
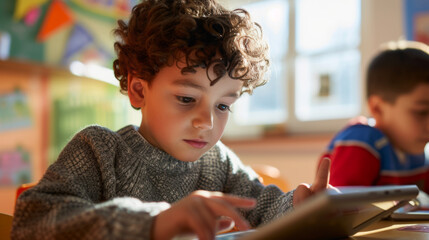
[217,143,294,227]
[11,128,170,240]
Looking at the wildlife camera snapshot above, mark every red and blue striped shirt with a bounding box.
[321,123,429,193]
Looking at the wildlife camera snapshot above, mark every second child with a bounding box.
[320,41,429,192]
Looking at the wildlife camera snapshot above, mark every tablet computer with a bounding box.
[389,207,429,220]
[216,185,419,240]
[389,190,429,220]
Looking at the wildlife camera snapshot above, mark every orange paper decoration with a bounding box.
[37,0,74,42]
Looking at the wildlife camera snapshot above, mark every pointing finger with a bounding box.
[310,157,331,192]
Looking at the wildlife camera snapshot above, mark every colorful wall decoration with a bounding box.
[0,0,136,68]
[404,0,429,45]
[0,146,32,186]
[0,88,32,132]
[0,61,47,189]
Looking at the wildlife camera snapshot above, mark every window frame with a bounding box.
[223,0,405,138]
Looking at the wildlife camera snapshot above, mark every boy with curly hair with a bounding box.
[320,41,429,192]
[12,0,330,239]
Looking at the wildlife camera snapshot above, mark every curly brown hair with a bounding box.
[113,0,269,95]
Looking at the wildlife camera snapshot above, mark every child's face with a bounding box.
[132,61,243,162]
[375,83,429,154]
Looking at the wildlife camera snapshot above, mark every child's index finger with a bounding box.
[194,190,257,208]
[310,157,331,192]
[214,193,257,209]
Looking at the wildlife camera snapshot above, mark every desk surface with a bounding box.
[351,220,429,239]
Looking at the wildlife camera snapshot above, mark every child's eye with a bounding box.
[217,104,231,112]
[414,110,429,117]
[176,96,195,104]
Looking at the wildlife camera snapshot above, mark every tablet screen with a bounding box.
[236,185,419,240]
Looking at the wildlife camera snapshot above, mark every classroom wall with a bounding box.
[0,61,49,216]
[360,0,405,116]
[0,60,140,215]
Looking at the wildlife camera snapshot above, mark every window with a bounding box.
[224,0,362,136]
[233,0,288,126]
[294,0,361,121]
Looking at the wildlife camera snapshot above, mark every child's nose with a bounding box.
[192,107,213,130]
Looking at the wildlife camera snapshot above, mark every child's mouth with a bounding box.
[184,139,208,149]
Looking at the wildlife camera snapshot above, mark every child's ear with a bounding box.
[127,73,146,108]
[368,95,385,122]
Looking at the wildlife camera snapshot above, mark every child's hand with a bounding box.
[293,157,332,206]
[152,190,256,240]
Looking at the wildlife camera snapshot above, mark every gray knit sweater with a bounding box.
[11,125,294,240]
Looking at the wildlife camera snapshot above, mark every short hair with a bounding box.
[113,0,269,95]
[366,40,429,103]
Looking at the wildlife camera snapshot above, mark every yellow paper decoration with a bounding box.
[13,0,49,20]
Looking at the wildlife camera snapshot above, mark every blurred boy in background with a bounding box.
[321,40,429,193]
